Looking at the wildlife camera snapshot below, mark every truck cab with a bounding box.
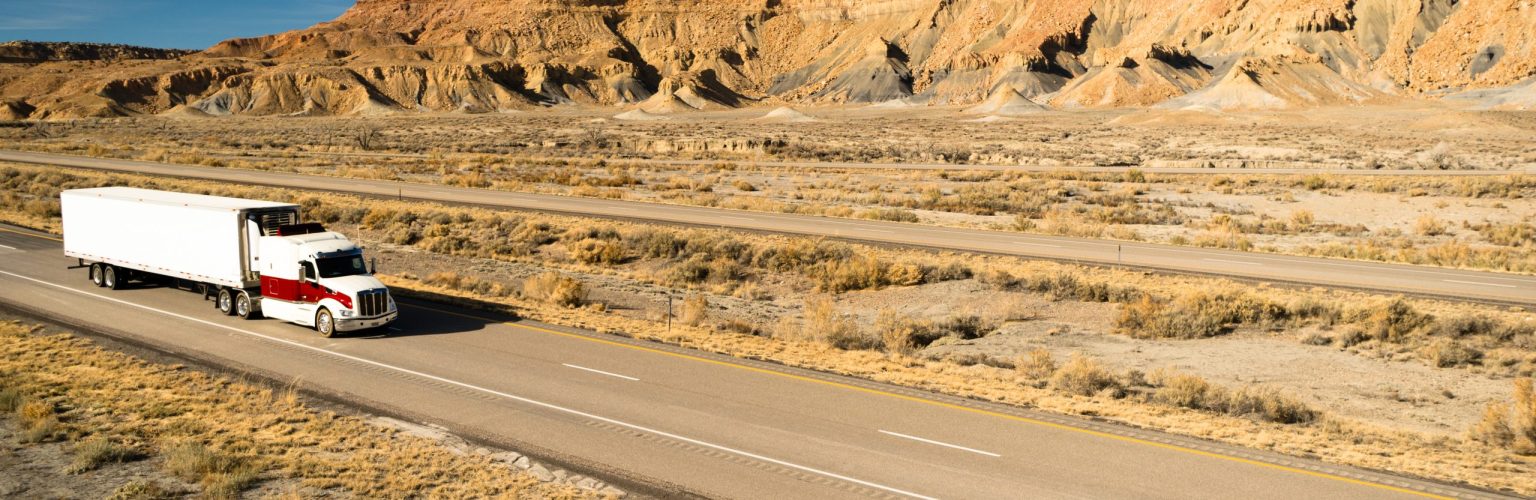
[256,224,397,336]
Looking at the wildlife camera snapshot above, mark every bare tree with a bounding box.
[353,126,382,151]
[579,126,607,151]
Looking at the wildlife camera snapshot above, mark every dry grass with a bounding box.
[0,320,583,498]
[1470,378,1536,455]
[522,272,588,308]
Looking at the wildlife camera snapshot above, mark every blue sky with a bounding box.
[0,0,353,50]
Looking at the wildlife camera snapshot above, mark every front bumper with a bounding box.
[336,310,398,332]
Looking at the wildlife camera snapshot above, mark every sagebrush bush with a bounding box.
[1471,378,1536,454]
[69,436,139,473]
[521,272,587,307]
[1015,348,1056,381]
[1050,354,1120,396]
[678,294,708,326]
[1149,370,1318,424]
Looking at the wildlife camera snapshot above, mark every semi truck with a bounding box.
[61,187,397,336]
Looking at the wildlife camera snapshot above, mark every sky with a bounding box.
[0,0,353,50]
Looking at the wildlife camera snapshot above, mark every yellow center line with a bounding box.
[0,226,61,242]
[400,303,1453,500]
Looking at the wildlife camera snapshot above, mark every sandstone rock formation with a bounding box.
[1,0,1533,119]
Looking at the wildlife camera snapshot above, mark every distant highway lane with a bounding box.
[1,149,1533,305]
[0,225,1507,499]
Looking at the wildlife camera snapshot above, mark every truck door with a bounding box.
[298,261,322,303]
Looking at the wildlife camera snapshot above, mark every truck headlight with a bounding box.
[340,310,354,317]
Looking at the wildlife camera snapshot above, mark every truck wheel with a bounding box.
[89,263,104,287]
[103,266,121,290]
[235,291,261,319]
[315,308,336,338]
[216,288,236,316]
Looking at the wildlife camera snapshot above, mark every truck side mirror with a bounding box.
[369,257,376,275]
[300,262,316,282]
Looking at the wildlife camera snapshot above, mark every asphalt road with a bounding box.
[0,225,1507,499]
[2,149,1531,305]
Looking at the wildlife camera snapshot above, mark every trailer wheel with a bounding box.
[88,263,104,287]
[235,291,261,320]
[315,308,336,338]
[216,288,236,316]
[103,266,121,290]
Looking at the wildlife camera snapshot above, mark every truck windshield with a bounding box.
[315,255,368,278]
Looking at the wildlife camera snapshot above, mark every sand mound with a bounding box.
[614,109,669,121]
[1163,56,1384,111]
[1445,78,1536,110]
[755,106,817,122]
[158,105,212,118]
[868,97,922,109]
[639,92,700,114]
[965,115,1014,122]
[964,88,1047,115]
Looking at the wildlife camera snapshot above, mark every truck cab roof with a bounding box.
[271,231,361,258]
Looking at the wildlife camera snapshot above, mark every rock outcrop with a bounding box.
[1,0,1534,118]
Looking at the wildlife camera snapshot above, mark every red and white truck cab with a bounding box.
[257,225,398,336]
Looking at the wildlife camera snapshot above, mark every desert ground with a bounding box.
[3,105,1535,493]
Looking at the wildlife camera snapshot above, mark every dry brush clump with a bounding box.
[1470,378,1536,455]
[1147,370,1318,424]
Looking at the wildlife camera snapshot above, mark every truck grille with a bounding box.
[357,289,389,317]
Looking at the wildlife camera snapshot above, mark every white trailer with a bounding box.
[61,187,397,336]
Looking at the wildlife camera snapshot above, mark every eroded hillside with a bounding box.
[2,0,1534,118]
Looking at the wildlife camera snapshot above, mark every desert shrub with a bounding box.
[162,441,259,497]
[1116,295,1229,339]
[1471,378,1536,454]
[1421,339,1483,368]
[1050,354,1120,397]
[567,238,626,265]
[108,480,175,500]
[983,269,1140,303]
[1359,298,1429,342]
[856,208,920,223]
[1149,371,1318,424]
[69,436,139,473]
[792,296,865,348]
[1415,215,1448,236]
[0,388,20,412]
[1015,348,1056,381]
[1432,315,1497,338]
[678,295,708,326]
[924,261,974,282]
[813,255,888,293]
[521,272,586,307]
[874,311,932,356]
[17,399,61,443]
[1225,386,1318,424]
[934,314,994,340]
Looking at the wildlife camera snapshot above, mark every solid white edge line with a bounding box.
[0,269,938,500]
[562,363,640,381]
[1443,279,1519,289]
[0,243,17,250]
[879,430,1001,458]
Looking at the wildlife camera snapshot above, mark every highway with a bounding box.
[2,149,1532,305]
[0,225,1505,499]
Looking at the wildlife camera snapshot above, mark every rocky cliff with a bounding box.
[2,0,1533,119]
